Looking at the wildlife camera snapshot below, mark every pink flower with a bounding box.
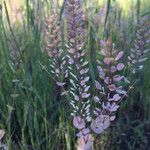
[113,75,123,82]
[93,96,100,103]
[108,94,121,101]
[77,133,93,150]
[100,40,107,47]
[80,77,90,86]
[115,51,124,61]
[73,116,86,129]
[76,128,90,138]
[90,115,110,134]
[113,94,121,101]
[108,84,117,91]
[97,66,105,79]
[68,48,75,54]
[102,102,119,112]
[111,66,117,73]
[104,77,111,84]
[104,57,111,65]
[81,93,90,98]
[95,81,102,90]
[117,63,125,71]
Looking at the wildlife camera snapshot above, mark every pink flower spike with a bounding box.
[117,63,125,71]
[115,51,124,61]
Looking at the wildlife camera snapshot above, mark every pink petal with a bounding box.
[70,38,75,43]
[73,116,86,129]
[97,65,103,72]
[113,94,121,101]
[109,104,119,112]
[111,66,117,73]
[97,66,105,79]
[104,57,111,65]
[68,48,75,54]
[80,77,90,86]
[117,63,125,71]
[115,51,124,61]
[95,81,102,90]
[82,128,90,135]
[76,131,83,138]
[84,134,94,149]
[104,77,111,84]
[82,93,90,98]
[93,96,100,102]
[108,84,117,91]
[100,40,107,47]
[108,94,121,101]
[113,75,123,82]
[90,115,110,134]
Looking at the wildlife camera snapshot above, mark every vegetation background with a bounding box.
[0,0,150,149]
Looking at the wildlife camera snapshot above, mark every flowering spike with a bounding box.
[128,15,150,73]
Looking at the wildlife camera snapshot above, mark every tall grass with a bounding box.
[0,0,150,149]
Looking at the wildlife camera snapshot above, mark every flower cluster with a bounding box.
[128,15,150,73]
[65,0,91,121]
[65,0,93,149]
[44,14,67,87]
[91,36,130,134]
[44,1,150,149]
